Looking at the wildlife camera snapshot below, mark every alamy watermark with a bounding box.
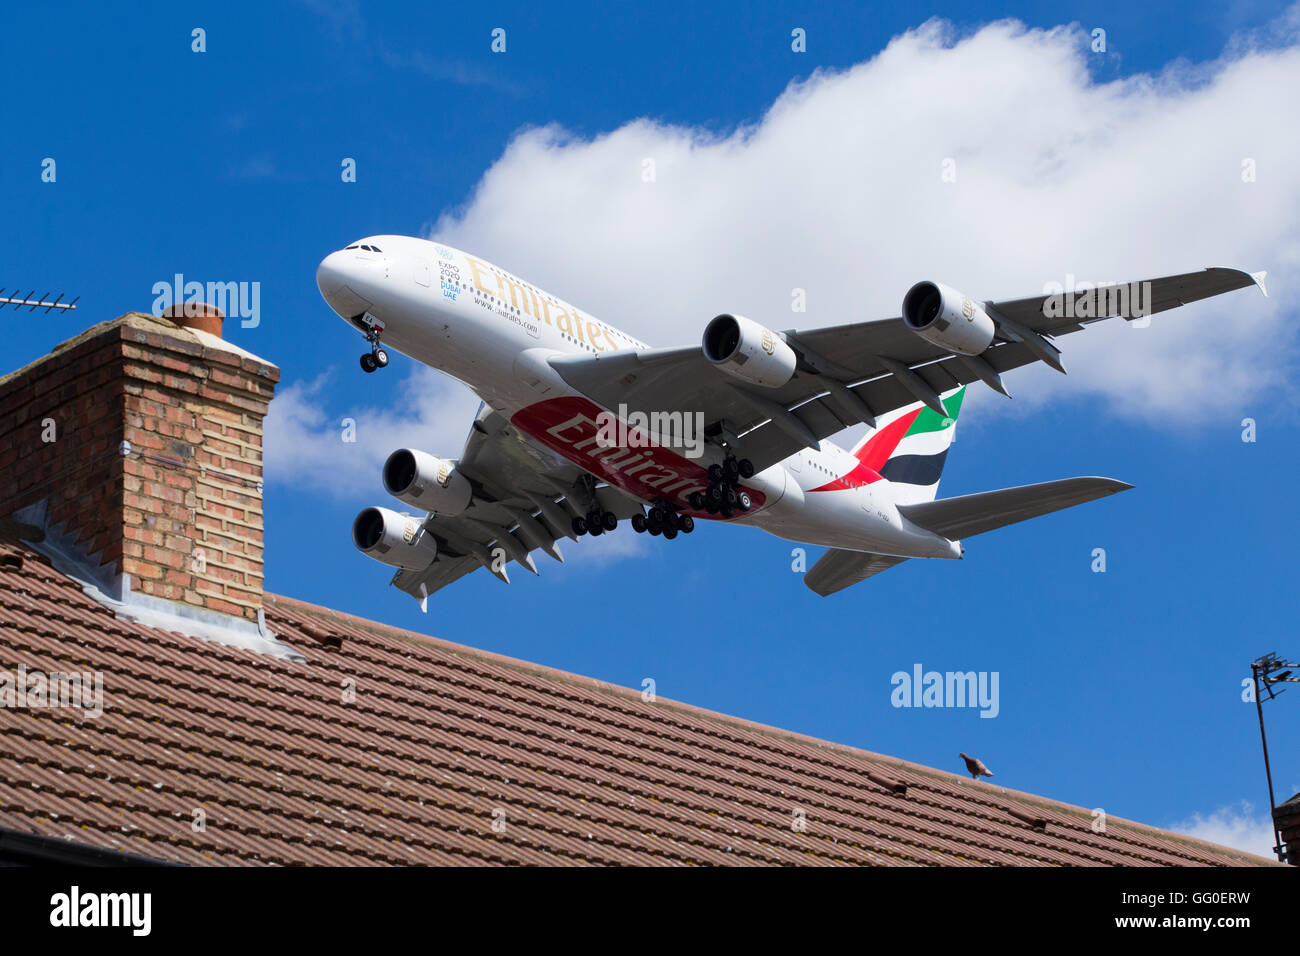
[594,403,706,459]
[891,663,999,718]
[0,665,104,718]
[50,886,150,936]
[1042,275,1152,325]
[152,274,261,328]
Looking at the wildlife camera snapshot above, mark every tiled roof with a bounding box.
[0,535,1275,866]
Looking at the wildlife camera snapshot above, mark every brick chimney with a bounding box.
[0,309,279,627]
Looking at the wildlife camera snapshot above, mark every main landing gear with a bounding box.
[359,324,389,374]
[685,455,753,519]
[572,508,619,537]
[631,501,695,540]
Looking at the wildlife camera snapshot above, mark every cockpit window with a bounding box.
[365,245,382,253]
[345,245,359,250]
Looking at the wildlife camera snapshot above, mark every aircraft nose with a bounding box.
[316,250,351,297]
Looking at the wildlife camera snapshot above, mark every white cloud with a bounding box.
[262,364,482,500]
[1168,800,1277,859]
[426,13,1300,427]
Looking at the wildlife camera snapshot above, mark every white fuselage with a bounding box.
[316,235,960,559]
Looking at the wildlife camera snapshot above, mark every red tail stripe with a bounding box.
[854,407,922,472]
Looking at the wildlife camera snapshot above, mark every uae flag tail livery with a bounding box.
[851,386,965,507]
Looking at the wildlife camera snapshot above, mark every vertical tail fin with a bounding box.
[850,386,965,505]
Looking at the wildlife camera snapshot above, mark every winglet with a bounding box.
[1250,270,1269,297]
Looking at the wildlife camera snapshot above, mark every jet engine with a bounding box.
[382,448,472,515]
[901,281,996,356]
[702,313,797,388]
[352,506,438,569]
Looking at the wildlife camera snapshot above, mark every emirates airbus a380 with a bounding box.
[316,235,1265,605]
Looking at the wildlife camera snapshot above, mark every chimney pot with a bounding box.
[161,302,224,338]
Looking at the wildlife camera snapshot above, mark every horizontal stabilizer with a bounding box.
[805,549,909,596]
[898,477,1133,540]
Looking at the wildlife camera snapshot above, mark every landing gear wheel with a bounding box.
[721,504,734,519]
[688,492,705,510]
[631,514,647,533]
[601,511,617,532]
[722,458,740,483]
[373,348,389,368]
[360,353,378,373]
[589,522,603,536]
[738,458,754,478]
[707,484,724,505]
[736,490,752,512]
[646,511,663,534]
[663,527,677,540]
[678,515,694,534]
[705,499,719,515]
[707,464,723,484]
[648,524,661,536]
[572,516,587,536]
[664,511,680,531]
[723,487,737,508]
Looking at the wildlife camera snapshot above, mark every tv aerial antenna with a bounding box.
[0,289,79,312]
[1251,651,1299,863]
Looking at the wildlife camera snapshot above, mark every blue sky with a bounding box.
[4,0,1299,854]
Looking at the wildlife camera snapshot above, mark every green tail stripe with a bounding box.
[905,386,965,437]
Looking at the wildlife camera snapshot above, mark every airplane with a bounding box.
[316,236,1266,604]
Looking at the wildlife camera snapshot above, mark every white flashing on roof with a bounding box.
[189,327,279,370]
[12,499,304,663]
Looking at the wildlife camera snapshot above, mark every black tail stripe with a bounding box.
[879,449,948,487]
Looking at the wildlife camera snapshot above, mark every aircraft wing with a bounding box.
[390,402,645,607]
[547,267,1264,473]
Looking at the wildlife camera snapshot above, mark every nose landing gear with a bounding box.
[358,321,389,374]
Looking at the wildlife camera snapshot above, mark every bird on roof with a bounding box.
[959,752,993,780]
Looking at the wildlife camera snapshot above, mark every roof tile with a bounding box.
[0,538,1275,866]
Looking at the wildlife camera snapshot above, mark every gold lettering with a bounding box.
[465,256,495,296]
[496,274,532,314]
[554,304,573,336]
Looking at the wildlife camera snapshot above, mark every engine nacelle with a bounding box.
[382,448,472,515]
[352,506,438,569]
[902,281,996,356]
[701,314,797,388]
